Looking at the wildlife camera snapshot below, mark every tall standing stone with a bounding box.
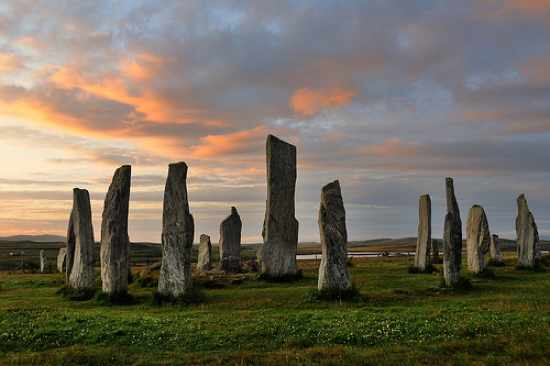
[443,177,462,287]
[67,188,96,290]
[57,247,67,273]
[197,234,212,272]
[39,250,47,273]
[516,194,539,268]
[466,205,490,274]
[414,194,432,271]
[100,165,131,296]
[219,207,242,273]
[258,135,299,278]
[318,180,351,291]
[490,234,503,264]
[158,162,195,298]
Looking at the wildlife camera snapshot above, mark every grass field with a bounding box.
[1,252,550,365]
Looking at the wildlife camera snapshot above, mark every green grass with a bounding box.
[1,255,550,365]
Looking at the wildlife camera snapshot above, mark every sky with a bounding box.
[1,0,550,243]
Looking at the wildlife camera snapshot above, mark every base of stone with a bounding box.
[56,286,96,301]
[487,259,505,267]
[96,291,135,305]
[305,285,361,302]
[257,269,303,282]
[408,265,437,274]
[472,268,496,279]
[438,277,472,291]
[153,287,206,306]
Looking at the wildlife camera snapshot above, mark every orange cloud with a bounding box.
[49,67,176,123]
[518,54,550,84]
[0,53,23,73]
[119,52,165,81]
[360,138,419,157]
[190,126,266,158]
[503,0,550,14]
[290,87,357,117]
[480,0,550,20]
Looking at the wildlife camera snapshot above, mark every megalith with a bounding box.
[318,180,352,292]
[258,135,299,278]
[158,162,195,298]
[57,247,67,273]
[40,250,47,273]
[490,234,503,264]
[100,165,131,296]
[197,234,212,272]
[414,194,432,271]
[516,194,539,268]
[443,177,462,287]
[466,205,490,274]
[219,207,242,273]
[67,188,96,290]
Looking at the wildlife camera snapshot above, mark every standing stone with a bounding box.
[100,165,131,296]
[466,205,490,274]
[66,214,75,283]
[318,180,352,291]
[443,177,462,287]
[258,135,299,278]
[516,194,539,268]
[490,234,503,264]
[39,250,47,273]
[67,188,96,290]
[219,207,242,273]
[158,162,195,298]
[414,194,432,271]
[197,234,212,272]
[57,247,67,273]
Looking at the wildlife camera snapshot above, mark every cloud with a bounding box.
[290,87,357,117]
[0,52,23,72]
[190,126,267,158]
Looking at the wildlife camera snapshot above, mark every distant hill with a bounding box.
[0,234,66,243]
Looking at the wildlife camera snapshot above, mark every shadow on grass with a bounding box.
[152,286,207,306]
[56,286,96,301]
[472,268,496,279]
[436,277,473,292]
[95,291,136,306]
[257,269,304,283]
[408,265,438,274]
[303,285,362,303]
[516,264,546,272]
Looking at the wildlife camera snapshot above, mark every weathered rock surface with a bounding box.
[57,247,67,273]
[219,207,242,273]
[197,234,212,272]
[158,162,195,298]
[258,135,299,278]
[66,188,96,290]
[466,205,490,274]
[100,166,131,296]
[490,234,503,263]
[443,177,462,287]
[516,194,539,267]
[40,250,47,273]
[414,194,432,271]
[318,180,352,291]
